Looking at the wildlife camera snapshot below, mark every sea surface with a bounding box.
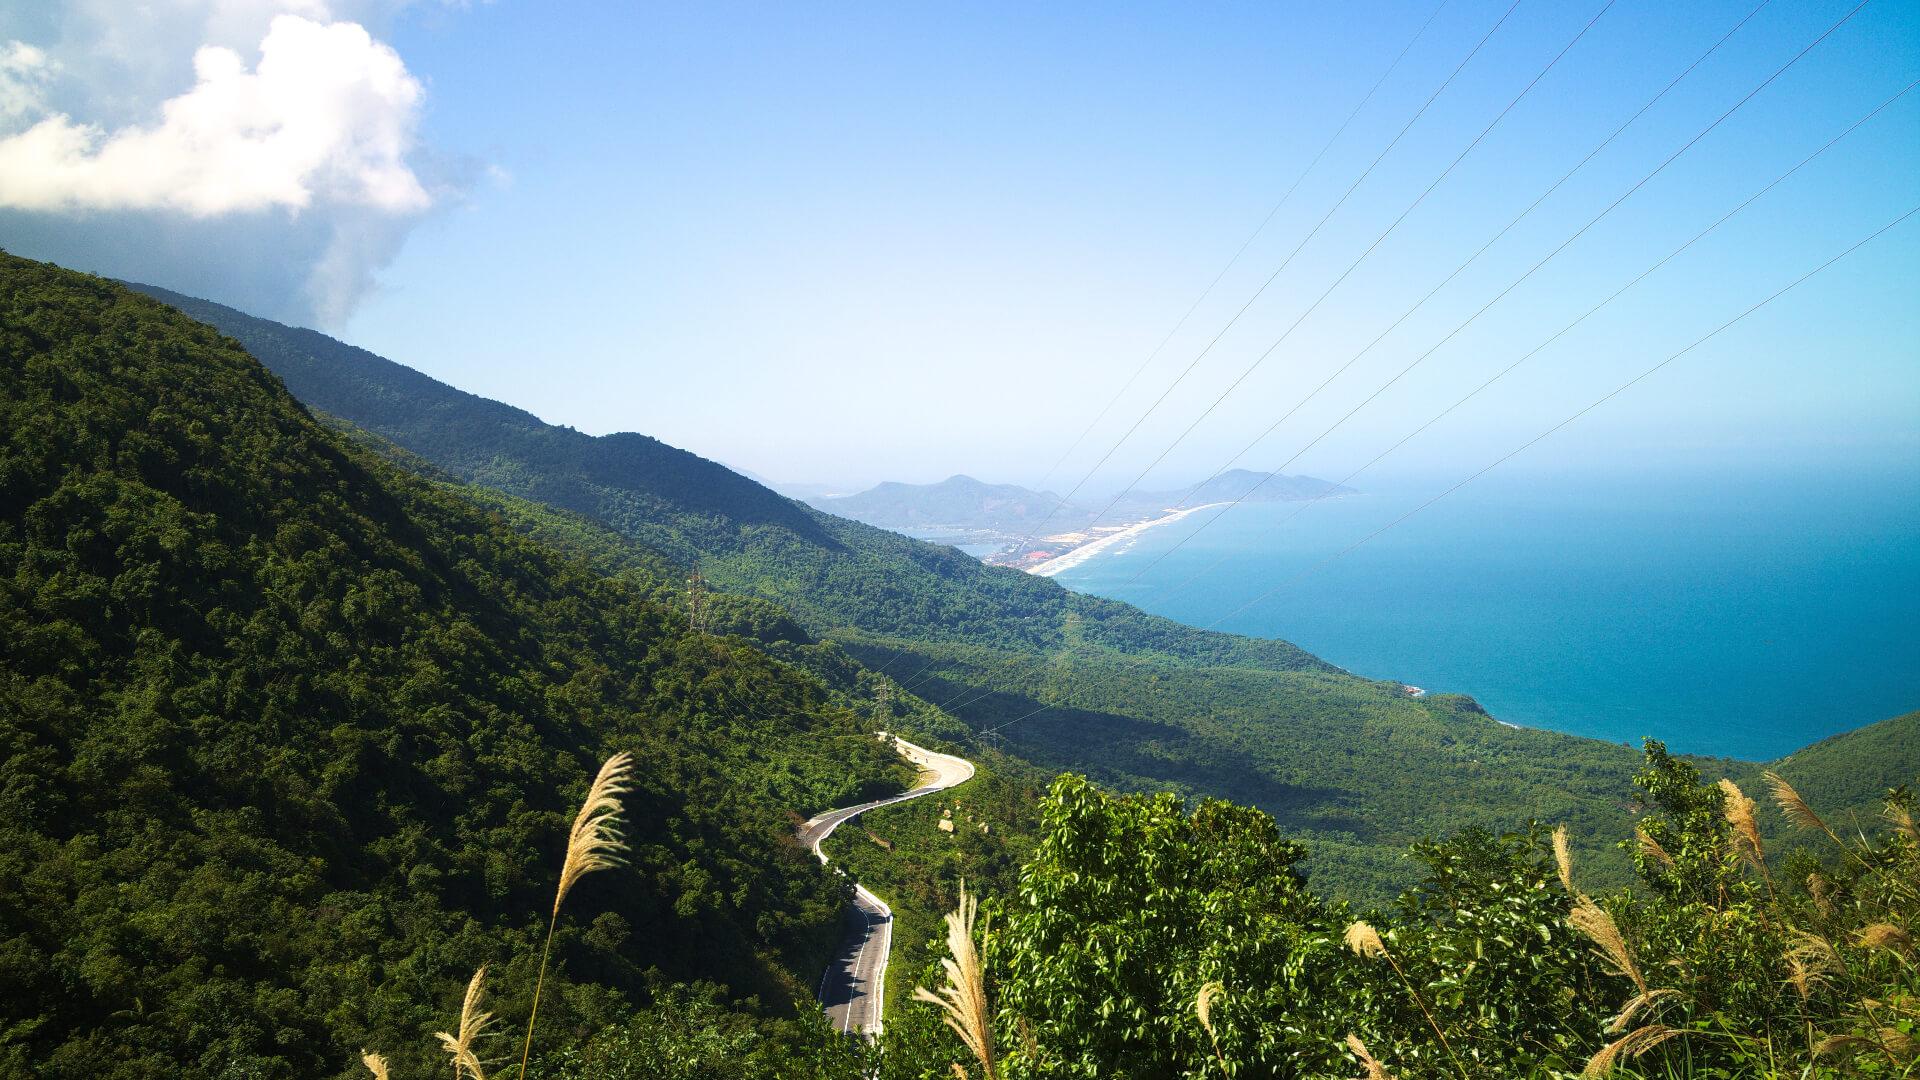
[1049,464,1920,761]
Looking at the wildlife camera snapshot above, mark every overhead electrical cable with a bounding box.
[899,0,1870,717]
[904,0,1749,703]
[971,201,1920,743]
[877,2,1458,694]
[999,0,1528,559]
[1140,75,1919,602]
[1203,202,1920,630]
[1053,0,1620,544]
[1108,0,1872,587]
[1023,0,1455,499]
[1141,0,1778,523]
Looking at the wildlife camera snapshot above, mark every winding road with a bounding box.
[797,732,975,1036]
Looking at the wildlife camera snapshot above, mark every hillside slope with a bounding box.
[127,282,1328,672]
[121,280,1788,901]
[1743,709,1920,831]
[0,254,913,1077]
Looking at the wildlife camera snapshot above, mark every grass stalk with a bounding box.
[516,751,634,1080]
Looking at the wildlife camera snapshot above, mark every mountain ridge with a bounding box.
[114,274,1920,905]
[1,253,915,1076]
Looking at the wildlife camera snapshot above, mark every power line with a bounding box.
[893,0,1878,733]
[931,0,1809,719]
[1143,75,1919,604]
[1023,0,1455,499]
[1060,0,1620,541]
[873,4,1460,687]
[1001,0,1528,560]
[1143,0,1778,524]
[972,200,1919,743]
[1205,202,1920,631]
[1110,0,1872,587]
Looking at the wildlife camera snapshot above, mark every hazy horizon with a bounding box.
[3,1,1915,495]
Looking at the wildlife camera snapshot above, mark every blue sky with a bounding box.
[3,0,1916,490]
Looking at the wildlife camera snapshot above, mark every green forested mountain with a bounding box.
[0,253,913,1077]
[114,280,1919,898]
[6,255,1916,1080]
[122,280,1681,900]
[123,281,1329,671]
[1734,709,1920,857]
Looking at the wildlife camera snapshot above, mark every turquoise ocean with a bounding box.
[1049,464,1919,761]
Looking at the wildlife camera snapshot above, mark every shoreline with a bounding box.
[1026,502,1228,577]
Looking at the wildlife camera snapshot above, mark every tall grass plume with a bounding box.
[436,966,497,1080]
[517,751,634,1080]
[1553,824,1575,893]
[1570,895,1644,994]
[913,881,997,1080]
[1345,1033,1395,1080]
[1717,778,1766,875]
[1196,979,1227,1073]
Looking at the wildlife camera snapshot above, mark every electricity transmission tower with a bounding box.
[686,566,709,635]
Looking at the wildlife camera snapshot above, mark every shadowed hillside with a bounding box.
[0,253,914,1077]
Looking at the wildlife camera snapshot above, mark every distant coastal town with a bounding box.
[988,502,1227,575]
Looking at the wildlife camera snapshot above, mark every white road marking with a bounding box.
[799,733,974,1036]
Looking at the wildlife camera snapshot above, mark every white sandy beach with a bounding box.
[1026,503,1228,577]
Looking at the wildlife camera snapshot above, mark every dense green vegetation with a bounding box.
[1736,711,1920,833]
[883,743,1920,1079]
[0,254,918,1077]
[0,255,1912,1078]
[121,281,1764,903]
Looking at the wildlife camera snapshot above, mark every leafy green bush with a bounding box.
[890,744,1917,1079]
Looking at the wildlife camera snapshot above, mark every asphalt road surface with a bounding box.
[797,733,974,1036]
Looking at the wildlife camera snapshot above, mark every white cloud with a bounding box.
[0,4,460,325]
[0,15,428,217]
[0,41,54,125]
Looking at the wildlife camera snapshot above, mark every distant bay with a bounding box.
[1048,464,1920,761]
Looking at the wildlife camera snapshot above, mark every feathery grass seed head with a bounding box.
[1345,1033,1394,1080]
[912,881,997,1080]
[1880,1027,1918,1059]
[360,1051,390,1080]
[1553,824,1575,893]
[1888,801,1918,843]
[435,966,497,1080]
[1635,827,1675,873]
[1856,922,1913,957]
[1195,980,1224,1039]
[1607,987,1683,1034]
[1345,921,1387,960]
[555,751,634,917]
[1582,1024,1683,1078]
[1570,895,1645,993]
[1785,931,1840,1001]
[1765,771,1829,835]
[1718,778,1764,867]
[1808,871,1835,917]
